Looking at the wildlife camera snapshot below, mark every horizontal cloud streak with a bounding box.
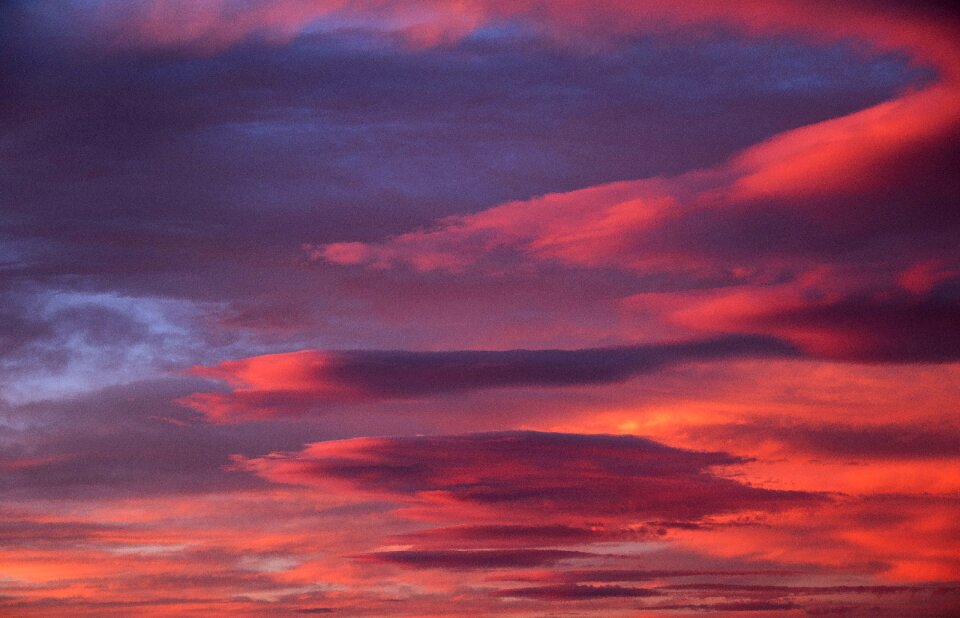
[695,421,960,460]
[181,335,797,420]
[673,289,960,363]
[495,584,660,599]
[235,431,818,521]
[356,549,593,570]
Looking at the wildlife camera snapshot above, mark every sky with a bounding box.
[1,0,959,616]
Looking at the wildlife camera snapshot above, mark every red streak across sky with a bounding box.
[1,0,959,616]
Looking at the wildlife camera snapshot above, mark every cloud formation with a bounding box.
[235,431,817,520]
[3,0,960,616]
[182,335,796,420]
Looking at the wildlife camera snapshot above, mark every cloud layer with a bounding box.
[2,0,959,616]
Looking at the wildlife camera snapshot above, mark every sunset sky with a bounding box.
[2,1,960,616]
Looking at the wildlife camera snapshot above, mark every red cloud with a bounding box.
[302,0,960,277]
[495,583,660,600]
[672,288,960,362]
[234,431,818,521]
[291,1,960,380]
[355,548,594,570]
[180,336,795,421]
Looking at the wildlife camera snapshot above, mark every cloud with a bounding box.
[235,431,818,521]
[503,568,797,584]
[311,45,959,281]
[288,0,960,374]
[393,524,642,548]
[660,583,938,595]
[4,0,954,371]
[356,549,593,570]
[313,94,960,280]
[18,1,960,67]
[2,1,959,616]
[180,335,797,420]
[0,378,342,499]
[673,289,960,363]
[694,421,960,460]
[3,6,928,369]
[652,600,800,612]
[495,584,660,600]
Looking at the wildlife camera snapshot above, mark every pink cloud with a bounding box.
[233,431,818,521]
[179,336,795,421]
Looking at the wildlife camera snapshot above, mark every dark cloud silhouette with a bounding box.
[505,569,796,584]
[661,583,932,595]
[652,600,800,612]
[182,335,798,420]
[236,431,819,520]
[495,584,660,599]
[356,549,592,570]
[743,295,960,363]
[394,524,635,548]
